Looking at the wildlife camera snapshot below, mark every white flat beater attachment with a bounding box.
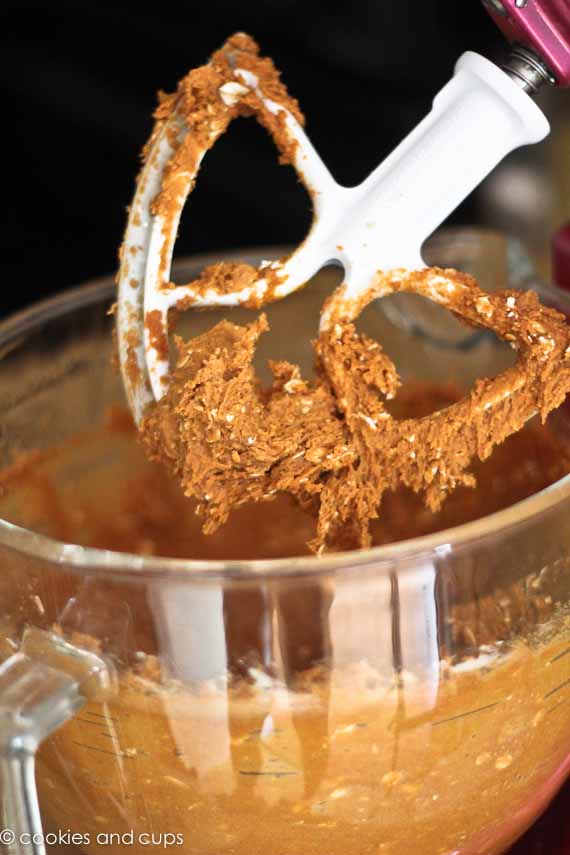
[117,42,548,425]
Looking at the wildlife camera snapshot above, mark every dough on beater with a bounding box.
[140,268,570,553]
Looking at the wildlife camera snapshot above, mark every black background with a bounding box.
[2,1,502,314]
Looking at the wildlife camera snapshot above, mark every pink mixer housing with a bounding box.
[484,0,570,86]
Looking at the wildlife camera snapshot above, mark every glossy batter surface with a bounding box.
[2,392,570,559]
[36,633,570,855]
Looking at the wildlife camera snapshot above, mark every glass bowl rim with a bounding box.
[2,247,570,581]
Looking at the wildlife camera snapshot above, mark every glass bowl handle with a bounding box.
[0,629,115,855]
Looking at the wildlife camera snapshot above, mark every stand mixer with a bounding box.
[1,5,570,855]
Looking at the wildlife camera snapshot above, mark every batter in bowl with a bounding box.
[1,384,570,854]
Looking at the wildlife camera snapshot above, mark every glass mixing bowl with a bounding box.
[1,231,570,855]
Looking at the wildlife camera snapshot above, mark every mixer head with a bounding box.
[482,0,570,87]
